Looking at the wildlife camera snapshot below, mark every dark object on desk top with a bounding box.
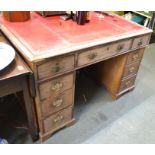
[2,11,30,22]
[60,14,72,21]
[37,11,66,17]
[61,11,90,25]
[76,11,90,25]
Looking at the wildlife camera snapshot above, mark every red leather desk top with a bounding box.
[0,12,152,62]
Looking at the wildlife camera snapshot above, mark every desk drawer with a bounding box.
[132,34,150,49]
[114,39,132,53]
[37,55,74,80]
[43,106,72,133]
[41,89,73,118]
[77,39,132,67]
[126,49,144,64]
[123,61,140,78]
[39,73,74,100]
[119,75,136,92]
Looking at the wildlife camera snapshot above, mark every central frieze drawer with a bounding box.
[77,39,132,67]
[37,55,74,80]
[41,89,73,118]
[43,106,73,133]
[39,73,74,100]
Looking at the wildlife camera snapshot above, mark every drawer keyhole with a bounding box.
[52,64,64,73]
[88,52,97,60]
[107,47,110,51]
[55,66,61,72]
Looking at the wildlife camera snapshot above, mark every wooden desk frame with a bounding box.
[0,12,152,141]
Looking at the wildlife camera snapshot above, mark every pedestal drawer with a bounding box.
[41,89,73,118]
[123,61,140,78]
[37,55,74,80]
[43,106,73,133]
[39,73,74,100]
[119,75,136,93]
[77,39,132,67]
[126,49,144,64]
[132,34,150,49]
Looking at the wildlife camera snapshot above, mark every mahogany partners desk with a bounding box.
[0,12,152,141]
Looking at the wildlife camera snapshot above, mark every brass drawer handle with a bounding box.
[129,66,135,73]
[88,52,97,60]
[52,82,63,92]
[53,115,64,123]
[133,54,139,60]
[138,40,143,46]
[52,99,63,107]
[125,80,131,86]
[117,44,124,51]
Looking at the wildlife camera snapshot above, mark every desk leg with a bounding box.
[22,78,38,141]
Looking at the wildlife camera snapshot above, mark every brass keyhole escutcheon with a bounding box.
[55,65,61,73]
[52,62,63,73]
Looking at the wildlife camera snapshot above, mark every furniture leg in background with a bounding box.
[0,54,38,141]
